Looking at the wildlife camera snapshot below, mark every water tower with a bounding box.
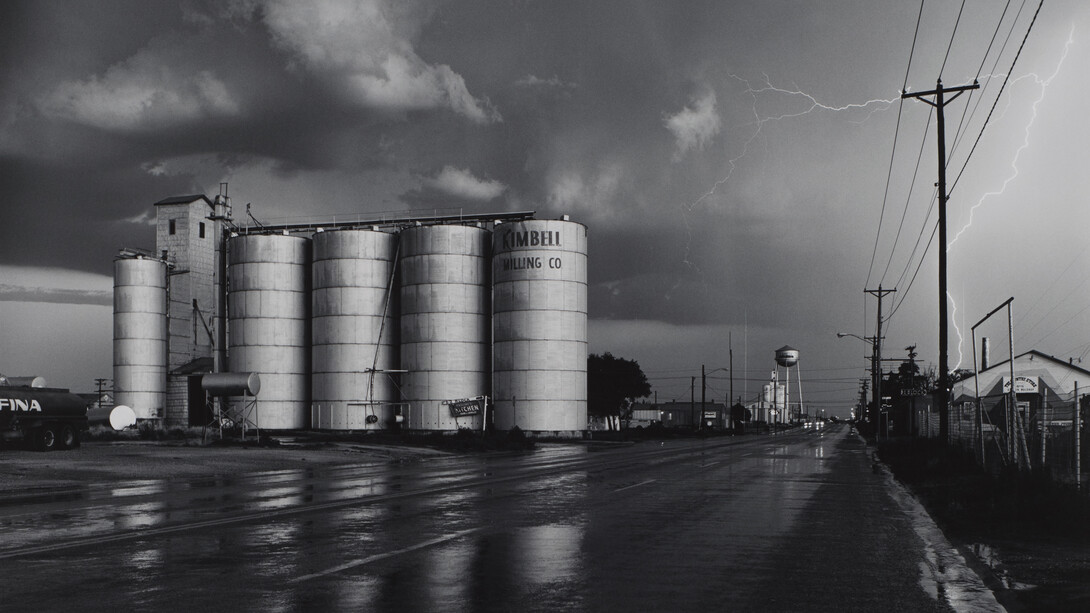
[774,346,801,423]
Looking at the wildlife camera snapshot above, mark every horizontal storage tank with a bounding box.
[227,233,310,429]
[113,256,168,420]
[492,219,587,433]
[400,224,490,430]
[311,229,400,430]
[4,376,47,388]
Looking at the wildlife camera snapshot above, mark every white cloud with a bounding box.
[664,90,721,162]
[546,162,626,221]
[40,50,239,131]
[257,0,500,123]
[426,166,506,201]
[515,74,577,90]
[121,210,157,226]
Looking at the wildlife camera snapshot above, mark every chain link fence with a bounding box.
[909,392,1087,488]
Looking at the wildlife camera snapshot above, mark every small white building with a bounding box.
[951,350,1089,425]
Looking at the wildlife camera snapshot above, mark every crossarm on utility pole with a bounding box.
[901,78,979,443]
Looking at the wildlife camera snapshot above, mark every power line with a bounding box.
[880,109,934,284]
[904,0,926,90]
[975,1,1014,80]
[866,0,927,290]
[939,0,967,78]
[950,1,1029,161]
[1015,242,1090,343]
[884,2,1028,315]
[887,190,938,313]
[948,0,1045,196]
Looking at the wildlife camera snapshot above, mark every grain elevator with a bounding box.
[112,194,588,436]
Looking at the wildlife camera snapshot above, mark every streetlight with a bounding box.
[702,366,730,430]
[837,332,882,438]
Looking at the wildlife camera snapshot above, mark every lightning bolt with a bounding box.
[671,75,901,296]
[684,74,901,214]
[949,29,1072,248]
[950,289,964,371]
[947,26,1074,370]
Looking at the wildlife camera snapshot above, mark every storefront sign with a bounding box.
[1002,376,1040,394]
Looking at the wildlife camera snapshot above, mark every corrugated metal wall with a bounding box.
[227,233,311,429]
[311,229,399,429]
[492,220,588,433]
[399,224,491,430]
[113,256,168,419]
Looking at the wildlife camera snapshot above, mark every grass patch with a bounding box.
[878,437,1090,542]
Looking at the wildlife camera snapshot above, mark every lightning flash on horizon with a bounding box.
[684,75,901,212]
[947,26,1074,370]
[671,76,901,297]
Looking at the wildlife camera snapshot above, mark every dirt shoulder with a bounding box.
[876,437,1090,613]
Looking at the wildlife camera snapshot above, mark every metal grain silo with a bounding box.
[492,219,587,434]
[227,233,310,429]
[399,224,491,430]
[311,229,399,430]
[113,255,168,420]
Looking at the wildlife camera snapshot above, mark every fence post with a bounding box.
[1075,382,1080,491]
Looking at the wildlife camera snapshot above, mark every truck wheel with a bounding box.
[38,424,61,452]
[60,424,78,450]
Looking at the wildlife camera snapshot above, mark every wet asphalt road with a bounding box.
[0,424,998,612]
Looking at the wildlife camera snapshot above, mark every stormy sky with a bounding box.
[1,0,1087,416]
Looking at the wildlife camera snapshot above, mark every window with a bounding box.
[199,222,205,238]
[169,219,176,235]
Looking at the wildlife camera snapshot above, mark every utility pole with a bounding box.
[94,378,110,411]
[701,364,706,430]
[729,332,734,413]
[859,378,869,421]
[690,376,696,430]
[902,79,979,443]
[865,286,895,438]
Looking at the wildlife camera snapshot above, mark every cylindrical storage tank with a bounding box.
[113,256,168,419]
[311,229,399,430]
[201,372,261,396]
[399,224,491,430]
[227,233,310,429]
[5,376,47,388]
[492,219,587,434]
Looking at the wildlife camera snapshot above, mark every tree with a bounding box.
[587,353,651,418]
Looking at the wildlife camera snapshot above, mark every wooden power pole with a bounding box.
[865,286,895,438]
[902,79,979,442]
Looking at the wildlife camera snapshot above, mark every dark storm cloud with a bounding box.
[3,0,1085,347]
[0,0,515,276]
[0,156,186,272]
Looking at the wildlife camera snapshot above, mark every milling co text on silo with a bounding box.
[499,229,564,271]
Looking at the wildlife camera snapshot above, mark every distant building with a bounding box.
[951,350,1089,427]
[626,402,659,427]
[656,401,727,429]
[948,351,1090,466]
[744,383,787,424]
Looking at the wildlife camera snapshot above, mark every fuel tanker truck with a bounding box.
[0,375,89,451]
